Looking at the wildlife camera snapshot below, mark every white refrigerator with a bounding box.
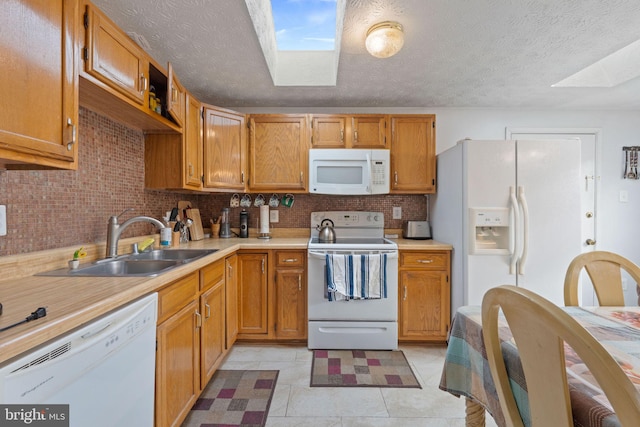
[431,139,582,315]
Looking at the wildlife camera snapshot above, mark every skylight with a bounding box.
[271,0,337,51]
[553,39,640,87]
[245,0,345,86]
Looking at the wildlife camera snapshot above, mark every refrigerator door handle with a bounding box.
[518,186,530,275]
[509,186,520,275]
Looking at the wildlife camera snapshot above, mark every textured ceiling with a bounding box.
[91,0,640,109]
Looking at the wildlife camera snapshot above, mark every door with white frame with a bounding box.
[506,128,600,305]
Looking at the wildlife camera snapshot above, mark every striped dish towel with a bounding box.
[325,253,388,301]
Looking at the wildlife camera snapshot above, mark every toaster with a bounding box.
[402,220,432,240]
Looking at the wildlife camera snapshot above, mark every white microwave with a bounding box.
[308,149,390,195]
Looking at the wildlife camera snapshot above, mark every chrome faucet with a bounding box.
[106,208,166,258]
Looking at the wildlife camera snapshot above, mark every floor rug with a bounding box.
[182,370,278,427]
[310,350,421,388]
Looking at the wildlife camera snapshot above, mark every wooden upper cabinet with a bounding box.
[390,115,436,193]
[83,3,147,105]
[184,92,203,189]
[351,115,386,148]
[166,63,186,127]
[203,106,247,191]
[311,115,347,148]
[310,114,386,149]
[144,90,202,191]
[249,115,309,192]
[0,0,78,169]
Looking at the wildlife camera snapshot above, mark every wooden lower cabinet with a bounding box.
[155,273,200,427]
[155,260,229,427]
[237,252,269,336]
[225,254,239,348]
[236,250,307,341]
[200,260,226,387]
[274,250,307,339]
[398,250,451,342]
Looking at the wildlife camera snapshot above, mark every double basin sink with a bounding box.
[38,249,218,277]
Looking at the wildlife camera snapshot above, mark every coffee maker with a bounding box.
[239,210,249,238]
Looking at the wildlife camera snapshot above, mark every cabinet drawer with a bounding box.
[275,251,305,267]
[157,272,198,324]
[400,251,449,269]
[200,259,224,292]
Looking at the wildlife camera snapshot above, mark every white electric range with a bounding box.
[307,211,399,350]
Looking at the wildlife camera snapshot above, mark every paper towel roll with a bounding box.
[259,205,270,234]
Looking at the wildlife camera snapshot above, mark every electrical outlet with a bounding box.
[0,205,6,236]
[270,210,279,223]
[392,206,402,219]
[622,278,628,291]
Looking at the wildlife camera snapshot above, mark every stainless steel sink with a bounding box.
[129,249,218,262]
[37,249,218,277]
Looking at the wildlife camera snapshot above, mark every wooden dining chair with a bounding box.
[564,251,640,306]
[482,285,640,427]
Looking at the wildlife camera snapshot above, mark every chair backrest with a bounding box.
[482,285,640,427]
[564,251,640,306]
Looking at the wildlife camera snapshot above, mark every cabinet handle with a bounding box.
[417,259,434,264]
[205,303,211,319]
[140,74,148,93]
[282,258,298,263]
[66,118,76,151]
[403,285,407,300]
[300,171,304,184]
[394,171,398,185]
[298,274,302,291]
[354,130,358,143]
[241,171,245,184]
[340,129,344,143]
[195,311,202,328]
[261,259,264,273]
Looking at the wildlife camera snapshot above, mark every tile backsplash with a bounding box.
[0,108,427,256]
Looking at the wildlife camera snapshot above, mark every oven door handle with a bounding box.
[308,250,398,259]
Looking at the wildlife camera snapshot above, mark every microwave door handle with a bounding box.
[366,152,372,193]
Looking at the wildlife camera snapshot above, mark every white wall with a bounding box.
[239,107,640,265]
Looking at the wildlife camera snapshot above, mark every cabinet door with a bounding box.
[390,115,436,193]
[0,0,78,168]
[184,92,203,189]
[200,280,225,388]
[166,63,186,127]
[311,115,347,148]
[204,107,247,191]
[237,253,268,335]
[274,267,307,339]
[399,270,450,340]
[225,255,239,348]
[249,115,309,192]
[155,300,199,427]
[351,115,386,148]
[84,4,148,105]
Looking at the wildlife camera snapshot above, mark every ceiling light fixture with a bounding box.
[365,21,404,59]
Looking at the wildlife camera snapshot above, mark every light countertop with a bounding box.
[0,235,451,364]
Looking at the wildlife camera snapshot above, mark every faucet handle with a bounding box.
[117,208,135,219]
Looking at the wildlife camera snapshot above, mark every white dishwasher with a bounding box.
[0,293,158,427]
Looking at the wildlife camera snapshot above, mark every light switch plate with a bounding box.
[392,206,402,219]
[0,205,6,236]
[270,210,279,223]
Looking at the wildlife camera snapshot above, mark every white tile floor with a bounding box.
[217,343,499,427]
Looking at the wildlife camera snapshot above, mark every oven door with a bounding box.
[307,249,398,321]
